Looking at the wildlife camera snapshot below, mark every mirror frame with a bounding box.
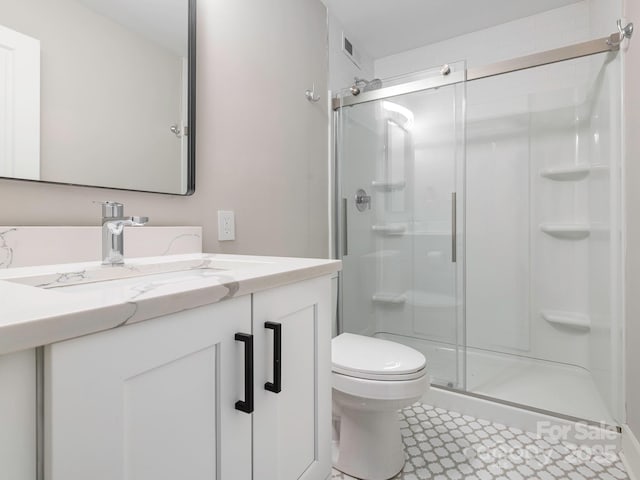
[0,0,197,196]
[185,0,196,196]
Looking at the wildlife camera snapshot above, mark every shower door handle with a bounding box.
[342,198,348,256]
[451,192,457,263]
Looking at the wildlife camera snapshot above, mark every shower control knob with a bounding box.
[355,189,371,212]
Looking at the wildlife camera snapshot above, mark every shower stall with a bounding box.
[333,25,630,426]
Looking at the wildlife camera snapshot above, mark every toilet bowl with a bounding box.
[331,333,429,480]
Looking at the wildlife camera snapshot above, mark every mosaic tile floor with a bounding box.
[331,403,629,480]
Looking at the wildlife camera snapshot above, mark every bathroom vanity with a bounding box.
[0,240,339,480]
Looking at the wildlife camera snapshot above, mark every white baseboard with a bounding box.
[424,386,621,450]
[622,425,640,480]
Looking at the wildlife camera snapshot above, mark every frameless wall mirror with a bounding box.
[0,0,196,195]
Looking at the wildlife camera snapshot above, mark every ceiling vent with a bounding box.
[342,33,362,69]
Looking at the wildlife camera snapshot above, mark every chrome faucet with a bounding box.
[98,201,149,265]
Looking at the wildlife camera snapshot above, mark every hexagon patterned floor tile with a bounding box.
[331,403,629,480]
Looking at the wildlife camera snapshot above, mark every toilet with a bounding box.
[331,333,429,480]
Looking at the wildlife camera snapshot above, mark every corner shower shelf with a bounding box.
[371,224,407,235]
[371,180,407,191]
[540,224,590,239]
[539,165,591,181]
[372,293,407,305]
[541,310,590,331]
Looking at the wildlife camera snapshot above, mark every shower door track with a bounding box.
[433,384,623,432]
[331,24,632,111]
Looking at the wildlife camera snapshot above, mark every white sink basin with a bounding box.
[54,268,229,295]
[3,254,276,292]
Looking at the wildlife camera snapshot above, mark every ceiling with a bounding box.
[321,0,582,59]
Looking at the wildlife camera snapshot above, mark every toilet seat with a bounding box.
[333,371,428,401]
[333,367,426,381]
[332,333,427,381]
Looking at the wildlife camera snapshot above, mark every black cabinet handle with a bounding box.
[234,333,254,413]
[264,322,282,393]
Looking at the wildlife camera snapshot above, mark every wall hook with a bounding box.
[170,124,182,137]
[618,19,634,39]
[608,19,634,47]
[305,83,321,103]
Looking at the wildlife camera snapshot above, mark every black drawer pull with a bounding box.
[264,322,282,393]
[234,333,254,413]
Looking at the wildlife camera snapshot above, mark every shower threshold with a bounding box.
[374,332,616,426]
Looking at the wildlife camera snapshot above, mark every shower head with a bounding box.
[352,77,383,94]
[363,78,382,91]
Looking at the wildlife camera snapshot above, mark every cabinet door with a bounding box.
[46,296,252,480]
[0,349,36,480]
[253,276,331,480]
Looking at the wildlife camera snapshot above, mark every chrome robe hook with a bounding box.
[305,83,321,103]
[608,19,634,47]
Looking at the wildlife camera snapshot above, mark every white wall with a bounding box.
[0,0,329,259]
[623,0,640,439]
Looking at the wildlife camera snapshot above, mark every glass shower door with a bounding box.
[336,71,466,389]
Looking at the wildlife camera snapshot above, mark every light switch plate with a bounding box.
[217,211,235,241]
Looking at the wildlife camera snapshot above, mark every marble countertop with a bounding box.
[0,253,341,355]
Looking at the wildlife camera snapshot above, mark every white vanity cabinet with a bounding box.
[45,275,331,480]
[253,276,331,480]
[46,295,253,480]
[0,350,36,480]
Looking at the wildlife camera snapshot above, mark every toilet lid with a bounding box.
[332,333,426,378]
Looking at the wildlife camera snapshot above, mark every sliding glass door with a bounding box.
[336,66,466,388]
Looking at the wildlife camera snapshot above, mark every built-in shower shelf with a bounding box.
[540,165,591,181]
[541,311,590,331]
[371,180,406,191]
[372,224,407,235]
[372,293,407,305]
[540,224,590,239]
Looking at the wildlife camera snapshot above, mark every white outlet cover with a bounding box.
[217,210,235,241]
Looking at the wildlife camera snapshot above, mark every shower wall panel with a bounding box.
[373,2,596,369]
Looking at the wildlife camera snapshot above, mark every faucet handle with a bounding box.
[94,200,124,218]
